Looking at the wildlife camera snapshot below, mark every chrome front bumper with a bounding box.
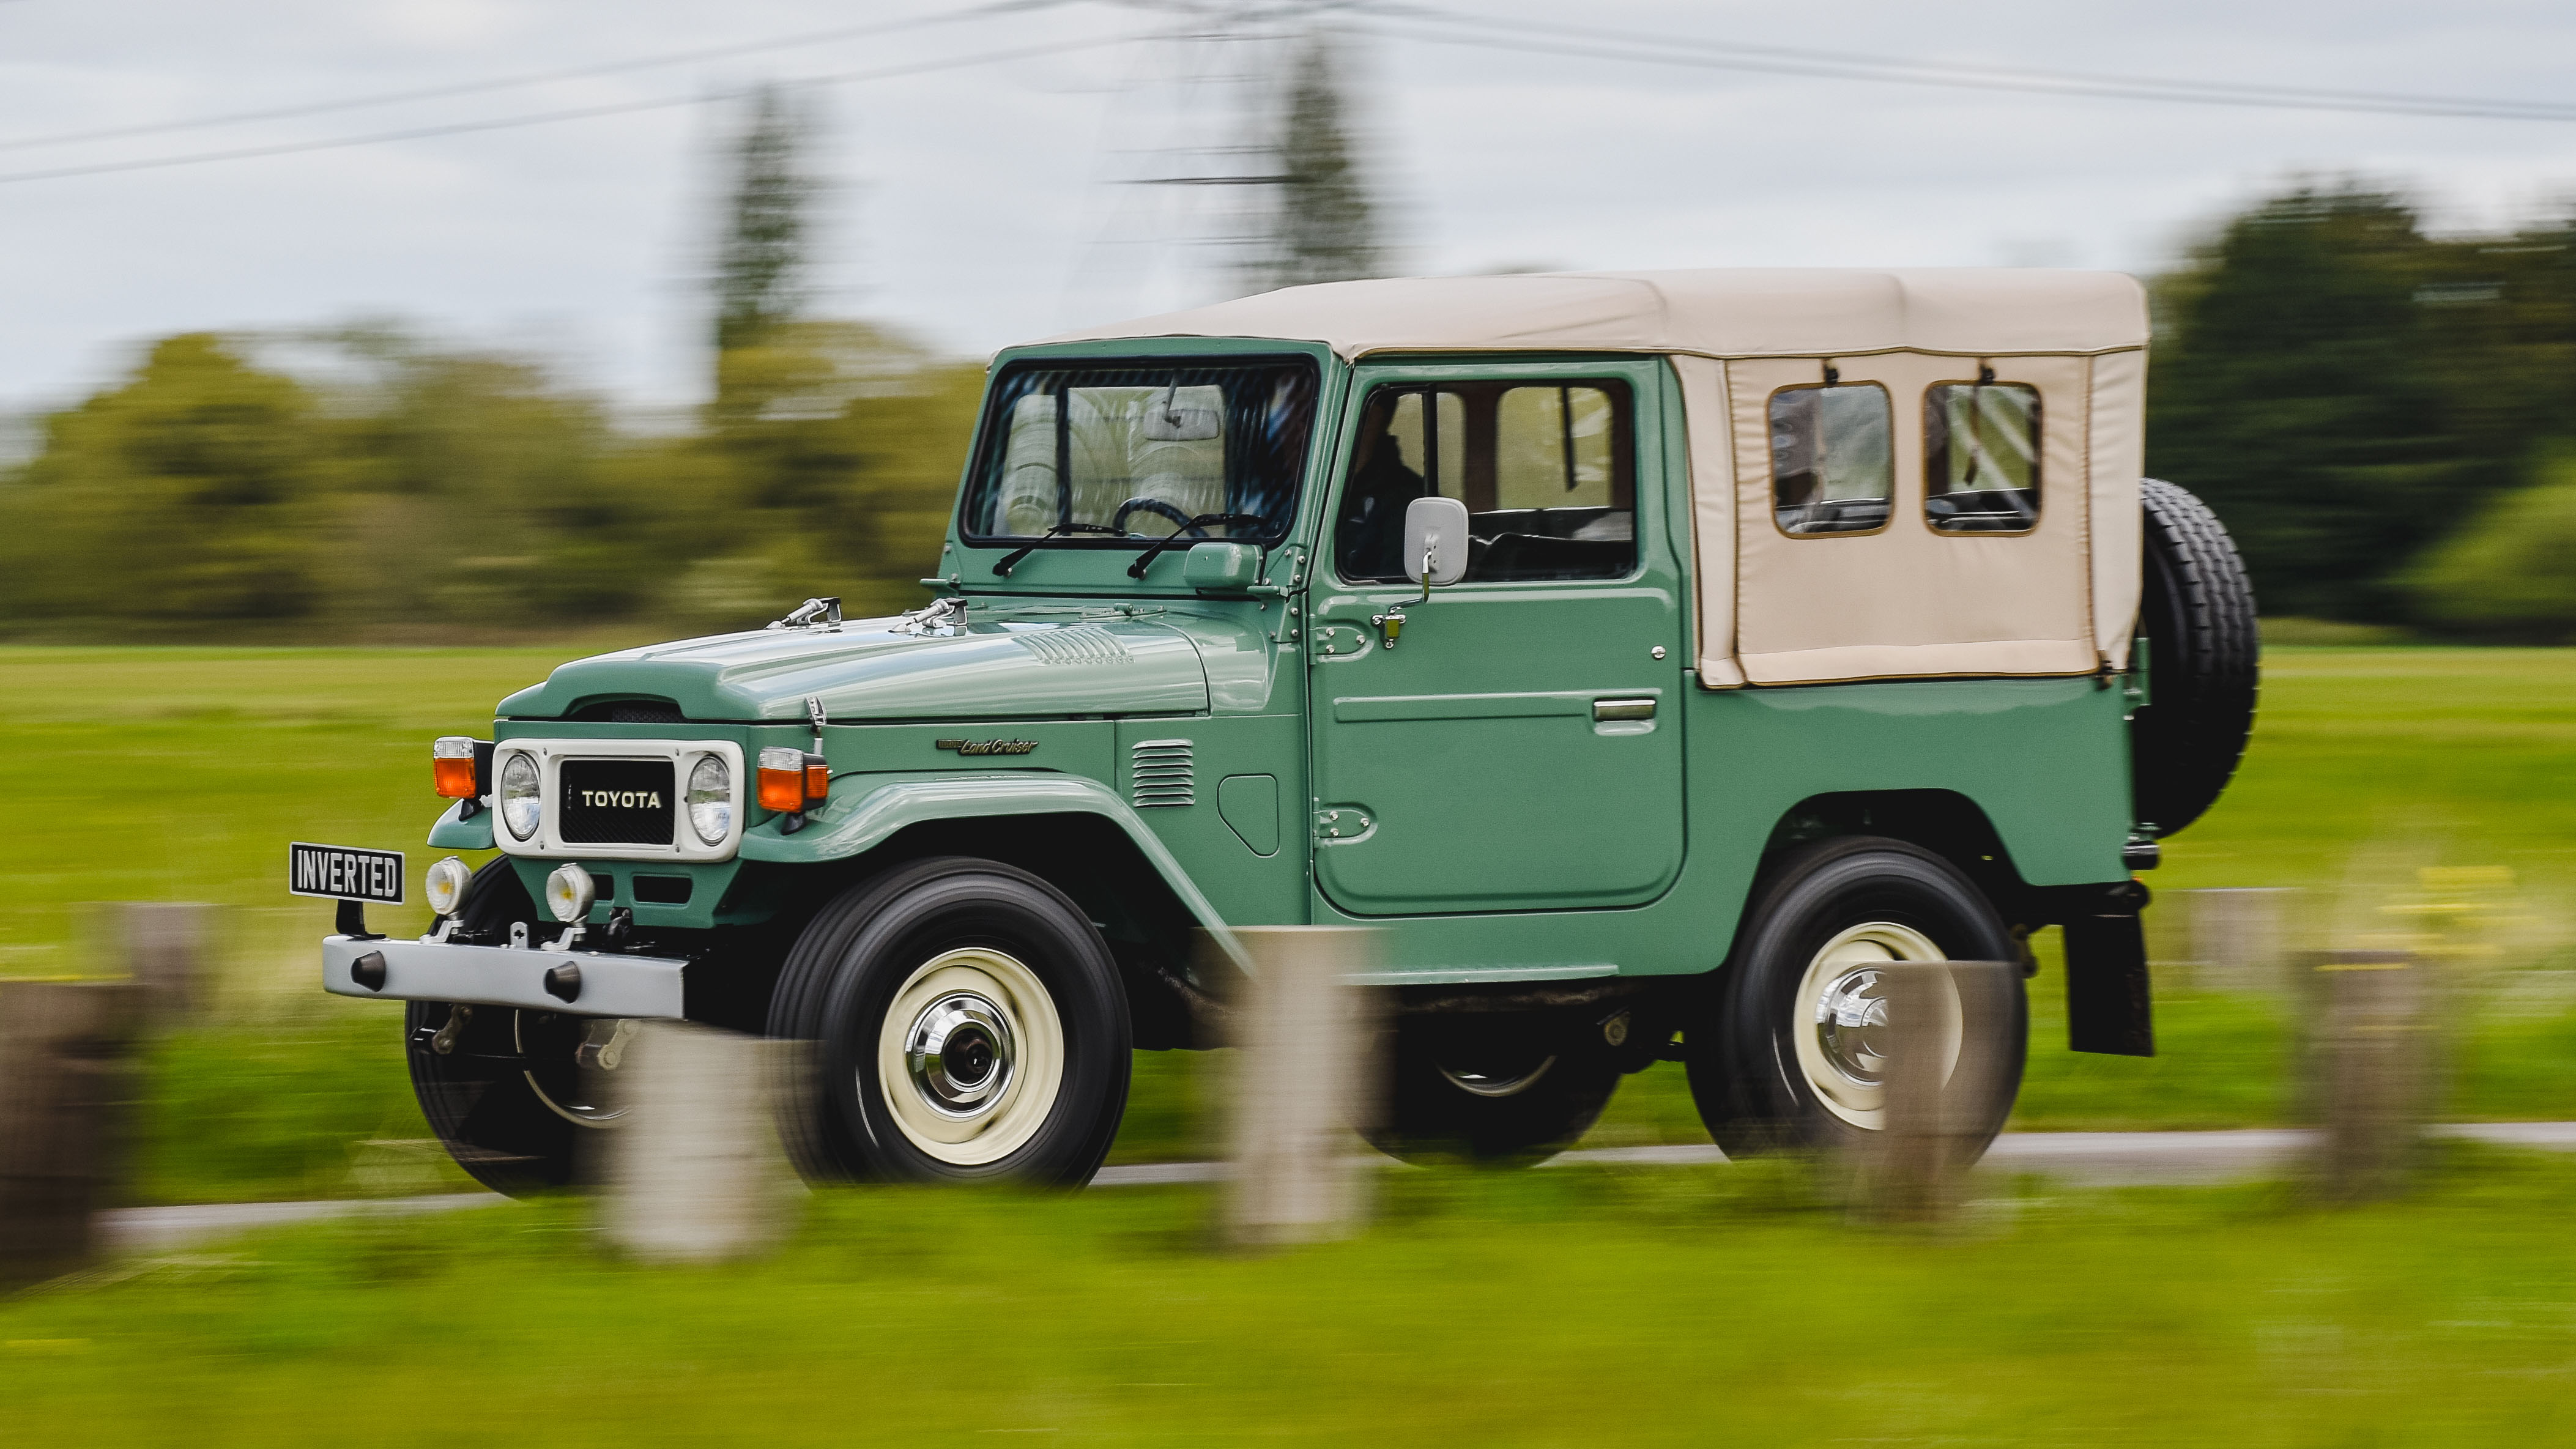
[321,934,688,1018]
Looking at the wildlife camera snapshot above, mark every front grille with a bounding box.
[558,759,677,845]
[1130,739,1195,809]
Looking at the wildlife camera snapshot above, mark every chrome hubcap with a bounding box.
[1441,1055,1557,1099]
[1791,921,1959,1130]
[904,992,1019,1119]
[1813,968,1892,1084]
[875,947,1066,1166]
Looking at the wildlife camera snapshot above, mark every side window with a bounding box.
[1925,382,2040,533]
[1770,383,1893,536]
[1336,379,1636,584]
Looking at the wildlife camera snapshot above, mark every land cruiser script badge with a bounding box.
[935,738,1038,756]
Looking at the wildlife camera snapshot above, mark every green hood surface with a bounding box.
[498,614,1211,722]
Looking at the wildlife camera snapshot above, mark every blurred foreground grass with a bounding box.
[10,1148,2576,1445]
[2,644,2574,1204]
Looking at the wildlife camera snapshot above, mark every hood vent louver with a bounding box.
[1130,739,1195,809]
[1020,627,1133,667]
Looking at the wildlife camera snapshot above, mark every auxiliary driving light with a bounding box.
[424,856,471,917]
[757,746,830,814]
[545,864,596,925]
[432,736,485,799]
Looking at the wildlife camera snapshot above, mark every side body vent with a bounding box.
[1129,739,1195,809]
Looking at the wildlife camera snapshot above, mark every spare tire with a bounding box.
[2131,478,2259,837]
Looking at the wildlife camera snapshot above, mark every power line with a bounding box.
[0,32,1146,186]
[1376,6,2576,123]
[0,0,1072,155]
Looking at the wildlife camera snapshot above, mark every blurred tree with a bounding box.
[1238,28,1384,293]
[319,330,679,632]
[713,84,815,357]
[684,321,983,631]
[0,334,324,629]
[2147,185,2470,621]
[2407,453,2576,640]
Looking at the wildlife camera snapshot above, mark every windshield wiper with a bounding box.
[993,522,1121,577]
[1126,513,1269,579]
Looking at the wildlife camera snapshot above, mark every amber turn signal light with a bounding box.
[433,736,485,800]
[758,746,828,813]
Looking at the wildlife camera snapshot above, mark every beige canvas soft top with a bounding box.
[1045,269,2150,688]
[1043,269,2147,360]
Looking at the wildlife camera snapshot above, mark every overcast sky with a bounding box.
[4,0,2574,419]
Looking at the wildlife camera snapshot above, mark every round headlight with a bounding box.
[498,752,541,840]
[424,856,472,917]
[544,863,596,925]
[686,754,732,845]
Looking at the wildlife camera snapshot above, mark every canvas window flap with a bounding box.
[1726,352,2109,686]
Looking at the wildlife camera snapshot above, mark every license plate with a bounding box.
[289,842,406,903]
[558,758,677,845]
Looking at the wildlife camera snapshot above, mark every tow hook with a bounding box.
[431,1004,473,1056]
[576,1018,638,1072]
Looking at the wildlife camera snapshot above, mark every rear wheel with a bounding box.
[406,859,629,1196]
[1368,1014,1622,1165]
[766,857,1131,1185]
[1690,837,2025,1158]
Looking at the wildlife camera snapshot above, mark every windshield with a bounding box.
[959,358,1320,549]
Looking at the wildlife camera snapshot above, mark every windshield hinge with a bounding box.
[768,596,842,631]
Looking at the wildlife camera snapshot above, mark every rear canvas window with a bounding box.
[1770,384,1893,536]
[1925,382,2041,533]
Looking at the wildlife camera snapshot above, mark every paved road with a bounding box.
[102,1122,2576,1250]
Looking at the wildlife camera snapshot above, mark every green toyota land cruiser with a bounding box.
[321,269,2257,1192]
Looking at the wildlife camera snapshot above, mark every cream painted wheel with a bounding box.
[874,948,1066,1166]
[1789,921,1962,1131]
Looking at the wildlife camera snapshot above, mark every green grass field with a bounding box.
[7,1148,2576,1445]
[3,643,2574,1204]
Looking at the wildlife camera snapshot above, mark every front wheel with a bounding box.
[1688,837,2026,1158]
[766,857,1132,1185]
[407,859,629,1196]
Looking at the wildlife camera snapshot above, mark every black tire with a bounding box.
[1688,837,2026,1159]
[406,859,621,1196]
[2134,477,2260,837]
[1367,1014,1622,1165]
[766,857,1131,1186]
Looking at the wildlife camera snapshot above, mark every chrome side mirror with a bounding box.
[1403,495,1471,595]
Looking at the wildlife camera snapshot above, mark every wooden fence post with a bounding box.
[2188,888,2298,994]
[0,981,147,1286]
[1224,927,1383,1250]
[118,902,213,1024]
[2301,949,2433,1201]
[1856,960,2015,1225]
[597,1021,799,1263]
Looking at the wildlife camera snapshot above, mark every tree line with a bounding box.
[5,77,2576,640]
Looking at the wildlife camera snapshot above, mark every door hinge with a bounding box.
[1313,807,1373,841]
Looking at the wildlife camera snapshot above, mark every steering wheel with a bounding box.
[1111,497,1204,536]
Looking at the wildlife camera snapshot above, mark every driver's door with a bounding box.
[1307,358,1687,917]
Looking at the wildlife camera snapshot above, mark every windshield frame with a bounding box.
[954,350,1326,557]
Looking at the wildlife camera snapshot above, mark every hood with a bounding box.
[498,613,1211,722]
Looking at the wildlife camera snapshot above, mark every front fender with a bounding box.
[738,771,1249,969]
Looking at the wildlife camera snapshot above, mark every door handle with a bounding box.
[1592,698,1656,722]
